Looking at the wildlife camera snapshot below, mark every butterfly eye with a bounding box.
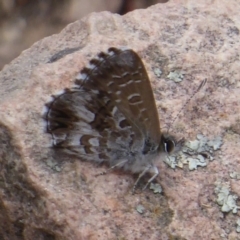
[164,138,175,153]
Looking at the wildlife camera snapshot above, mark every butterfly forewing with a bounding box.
[75,48,162,147]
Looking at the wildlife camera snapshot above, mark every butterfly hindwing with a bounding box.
[45,87,141,165]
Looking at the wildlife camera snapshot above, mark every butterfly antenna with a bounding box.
[167,78,207,133]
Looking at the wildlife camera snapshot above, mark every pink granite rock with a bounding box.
[1,1,240,239]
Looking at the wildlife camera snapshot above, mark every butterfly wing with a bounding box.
[45,48,162,170]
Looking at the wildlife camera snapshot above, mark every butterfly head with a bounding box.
[160,133,185,155]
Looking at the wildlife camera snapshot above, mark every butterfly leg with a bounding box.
[132,165,151,194]
[142,166,159,191]
[95,160,128,177]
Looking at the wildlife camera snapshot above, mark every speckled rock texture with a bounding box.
[1,1,240,239]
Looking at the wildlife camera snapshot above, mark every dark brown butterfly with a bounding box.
[44,48,176,191]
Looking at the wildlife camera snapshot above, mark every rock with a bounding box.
[1,1,240,239]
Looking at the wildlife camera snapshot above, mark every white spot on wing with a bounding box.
[88,63,97,69]
[75,105,95,122]
[89,138,99,147]
[108,50,115,56]
[107,81,114,87]
[76,73,87,80]
[112,106,118,115]
[127,93,140,100]
[90,89,99,95]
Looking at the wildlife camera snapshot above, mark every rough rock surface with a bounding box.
[1,0,240,239]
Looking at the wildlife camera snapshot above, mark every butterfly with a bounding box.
[44,48,176,192]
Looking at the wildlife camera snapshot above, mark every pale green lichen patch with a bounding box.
[163,134,222,170]
[207,136,223,150]
[236,218,240,233]
[164,155,179,169]
[46,159,62,172]
[187,155,207,170]
[167,71,184,82]
[136,204,145,214]
[153,68,162,78]
[230,172,240,180]
[215,182,240,214]
[150,183,162,194]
